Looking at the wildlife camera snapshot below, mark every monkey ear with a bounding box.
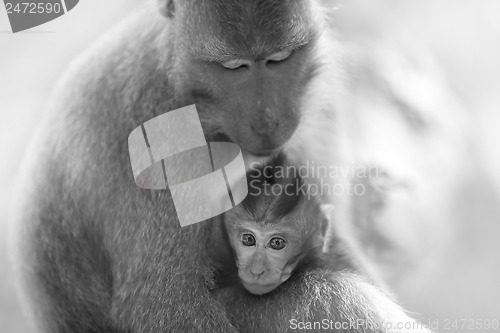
[158,0,175,18]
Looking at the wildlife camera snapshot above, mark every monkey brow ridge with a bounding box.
[194,29,312,63]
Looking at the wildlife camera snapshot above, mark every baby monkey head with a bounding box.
[224,167,330,295]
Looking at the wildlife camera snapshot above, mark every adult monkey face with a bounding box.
[164,0,318,156]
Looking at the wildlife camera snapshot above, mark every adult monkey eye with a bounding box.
[241,234,256,246]
[221,59,251,70]
[266,50,292,64]
[269,237,286,250]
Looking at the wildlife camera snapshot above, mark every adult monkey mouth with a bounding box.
[212,132,282,167]
[212,133,234,144]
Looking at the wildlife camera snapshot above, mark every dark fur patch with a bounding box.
[240,155,306,223]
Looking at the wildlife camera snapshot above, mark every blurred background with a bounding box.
[0,1,499,332]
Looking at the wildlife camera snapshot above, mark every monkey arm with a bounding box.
[108,248,239,332]
[13,155,238,333]
[99,187,239,332]
[213,270,432,333]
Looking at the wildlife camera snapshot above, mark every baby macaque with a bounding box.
[223,164,347,295]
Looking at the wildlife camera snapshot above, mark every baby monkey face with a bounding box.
[224,213,305,295]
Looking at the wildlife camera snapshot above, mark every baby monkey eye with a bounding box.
[269,237,286,250]
[241,234,256,246]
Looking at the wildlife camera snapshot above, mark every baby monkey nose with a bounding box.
[250,266,265,277]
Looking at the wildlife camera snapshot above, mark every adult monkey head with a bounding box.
[158,0,321,157]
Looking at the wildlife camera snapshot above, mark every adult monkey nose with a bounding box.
[251,106,278,135]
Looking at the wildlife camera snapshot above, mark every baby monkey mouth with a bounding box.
[241,280,281,295]
[240,271,293,295]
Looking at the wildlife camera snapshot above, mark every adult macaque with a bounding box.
[11,0,438,332]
